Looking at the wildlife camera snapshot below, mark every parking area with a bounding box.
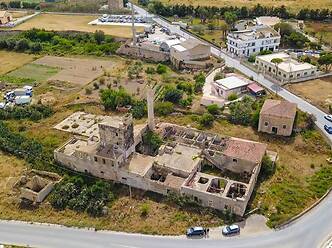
[89,14,150,27]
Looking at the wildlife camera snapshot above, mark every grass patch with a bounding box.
[7,64,59,83]
[0,51,36,75]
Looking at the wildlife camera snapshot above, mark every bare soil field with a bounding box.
[32,56,116,86]
[0,51,37,75]
[286,76,332,113]
[10,13,143,38]
[305,21,332,47]
[159,0,332,11]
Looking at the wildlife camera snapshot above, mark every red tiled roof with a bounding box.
[223,138,267,164]
[247,83,264,93]
[260,99,297,119]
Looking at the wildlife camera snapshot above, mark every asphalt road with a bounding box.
[0,190,331,248]
[134,5,332,145]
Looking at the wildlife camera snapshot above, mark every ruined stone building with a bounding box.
[54,92,270,216]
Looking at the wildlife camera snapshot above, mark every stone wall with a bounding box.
[117,43,169,62]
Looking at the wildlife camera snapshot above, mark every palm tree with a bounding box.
[271,58,283,77]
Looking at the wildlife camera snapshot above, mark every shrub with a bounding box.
[194,72,205,92]
[228,96,254,125]
[227,93,238,101]
[140,203,150,217]
[207,104,220,115]
[213,72,224,81]
[154,101,174,116]
[93,82,99,90]
[248,54,256,63]
[156,64,167,74]
[142,130,163,154]
[145,66,156,74]
[100,88,132,111]
[260,155,275,180]
[176,82,193,95]
[163,86,183,104]
[131,100,147,119]
[94,30,105,45]
[199,113,214,127]
[85,88,92,95]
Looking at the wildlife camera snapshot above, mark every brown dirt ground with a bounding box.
[0,51,37,75]
[32,56,116,86]
[157,0,332,11]
[8,13,143,38]
[286,76,332,113]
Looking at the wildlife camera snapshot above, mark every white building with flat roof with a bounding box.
[212,75,250,99]
[201,73,253,107]
[227,25,281,57]
[255,52,318,82]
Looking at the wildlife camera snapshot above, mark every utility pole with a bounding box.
[130,1,136,46]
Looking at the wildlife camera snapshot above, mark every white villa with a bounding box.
[227,25,281,57]
[255,52,318,82]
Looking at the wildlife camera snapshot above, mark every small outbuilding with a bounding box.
[0,11,13,25]
[258,99,297,136]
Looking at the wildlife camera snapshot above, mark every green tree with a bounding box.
[318,53,332,72]
[194,72,205,92]
[100,88,132,111]
[142,130,163,154]
[199,113,214,127]
[15,39,30,51]
[224,11,237,29]
[94,30,105,45]
[229,96,254,125]
[156,64,167,74]
[163,86,183,104]
[271,58,283,77]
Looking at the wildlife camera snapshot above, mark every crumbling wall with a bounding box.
[117,43,170,62]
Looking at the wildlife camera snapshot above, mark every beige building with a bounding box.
[258,99,297,136]
[170,39,211,69]
[54,91,271,216]
[0,11,13,25]
[255,52,318,83]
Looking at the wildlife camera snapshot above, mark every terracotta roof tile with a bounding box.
[260,99,297,119]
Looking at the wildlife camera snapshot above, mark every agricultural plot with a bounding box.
[0,51,36,75]
[159,0,332,11]
[286,76,332,113]
[7,64,59,83]
[10,13,143,38]
[32,56,115,86]
[305,21,332,47]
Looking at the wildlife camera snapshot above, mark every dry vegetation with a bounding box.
[9,14,143,38]
[305,21,332,47]
[286,76,332,113]
[0,51,37,75]
[159,0,332,11]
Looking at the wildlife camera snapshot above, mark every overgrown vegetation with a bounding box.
[0,105,53,122]
[50,176,114,217]
[0,121,54,171]
[142,130,163,155]
[0,29,120,56]
[143,1,332,21]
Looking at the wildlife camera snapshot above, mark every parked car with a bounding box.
[324,125,332,134]
[222,224,240,236]
[324,115,332,122]
[186,227,205,237]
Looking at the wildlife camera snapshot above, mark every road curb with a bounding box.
[276,188,332,230]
